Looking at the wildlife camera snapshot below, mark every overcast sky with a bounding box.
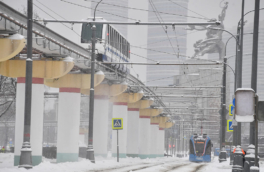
[2,0,264,58]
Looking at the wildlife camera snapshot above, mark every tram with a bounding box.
[189,134,211,162]
[81,17,130,74]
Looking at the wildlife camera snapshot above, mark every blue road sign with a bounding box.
[112,118,123,130]
[233,98,235,106]
[229,104,234,116]
[227,120,233,132]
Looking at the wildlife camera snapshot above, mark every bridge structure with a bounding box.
[0,2,173,166]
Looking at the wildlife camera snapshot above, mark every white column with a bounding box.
[93,95,109,157]
[127,108,139,158]
[14,77,44,166]
[111,102,127,158]
[57,88,80,163]
[149,123,159,158]
[157,128,165,157]
[138,116,150,159]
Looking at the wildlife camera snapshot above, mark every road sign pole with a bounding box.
[117,130,119,162]
[250,0,260,147]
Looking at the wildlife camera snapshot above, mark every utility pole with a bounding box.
[251,0,260,165]
[236,0,245,146]
[86,24,96,163]
[19,0,33,169]
[220,57,227,149]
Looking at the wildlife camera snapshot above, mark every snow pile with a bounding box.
[0,153,264,172]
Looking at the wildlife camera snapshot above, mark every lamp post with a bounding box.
[86,0,103,163]
[19,0,33,169]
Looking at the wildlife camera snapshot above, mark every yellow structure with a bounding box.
[81,82,128,97]
[0,59,74,79]
[45,71,105,89]
[0,34,25,62]
[139,108,163,118]
[128,99,154,109]
[158,116,174,128]
[110,91,144,104]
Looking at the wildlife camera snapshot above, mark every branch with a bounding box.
[0,101,13,118]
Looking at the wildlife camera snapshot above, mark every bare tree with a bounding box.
[0,76,16,147]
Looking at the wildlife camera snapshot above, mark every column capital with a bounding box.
[139,108,163,118]
[128,99,154,109]
[0,34,25,62]
[45,72,104,89]
[0,59,74,79]
[110,92,144,103]
[81,83,127,97]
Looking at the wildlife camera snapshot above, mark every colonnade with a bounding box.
[0,34,174,166]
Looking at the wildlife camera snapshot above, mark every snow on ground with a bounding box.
[0,153,264,172]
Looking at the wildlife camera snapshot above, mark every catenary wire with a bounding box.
[60,0,139,21]
[33,3,81,37]
[149,0,178,57]
[167,0,210,20]
[82,0,208,20]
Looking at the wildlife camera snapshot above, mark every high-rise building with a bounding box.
[146,0,188,86]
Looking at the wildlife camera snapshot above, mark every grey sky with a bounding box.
[2,0,264,57]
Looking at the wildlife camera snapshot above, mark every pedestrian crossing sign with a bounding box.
[112,118,123,130]
[227,120,233,132]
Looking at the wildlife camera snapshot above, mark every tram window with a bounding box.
[107,25,110,44]
[128,43,130,59]
[114,31,117,49]
[110,27,113,46]
[81,23,103,43]
[194,141,205,156]
[205,140,211,155]
[120,36,122,52]
[189,140,194,154]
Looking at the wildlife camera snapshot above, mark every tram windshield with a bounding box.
[195,141,205,156]
[81,23,103,43]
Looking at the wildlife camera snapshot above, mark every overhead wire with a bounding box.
[60,0,139,21]
[33,2,81,37]
[148,0,178,57]
[81,0,208,20]
[167,0,210,20]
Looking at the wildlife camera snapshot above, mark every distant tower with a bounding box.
[147,0,189,86]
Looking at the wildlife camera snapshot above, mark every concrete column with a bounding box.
[93,95,109,157]
[111,102,128,158]
[149,123,159,158]
[57,88,81,163]
[138,116,150,159]
[14,77,44,166]
[158,128,165,157]
[127,108,139,158]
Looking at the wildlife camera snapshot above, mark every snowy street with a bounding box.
[2,153,262,172]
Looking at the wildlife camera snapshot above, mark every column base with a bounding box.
[148,154,159,158]
[94,153,107,158]
[112,153,126,158]
[56,153,78,163]
[14,155,42,166]
[138,154,149,159]
[127,154,138,158]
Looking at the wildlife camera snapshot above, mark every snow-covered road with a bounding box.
[0,153,263,172]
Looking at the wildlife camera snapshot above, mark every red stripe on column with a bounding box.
[140,116,150,119]
[151,123,159,125]
[113,102,127,106]
[94,95,109,99]
[128,108,139,111]
[17,77,44,84]
[159,128,164,130]
[59,87,80,93]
